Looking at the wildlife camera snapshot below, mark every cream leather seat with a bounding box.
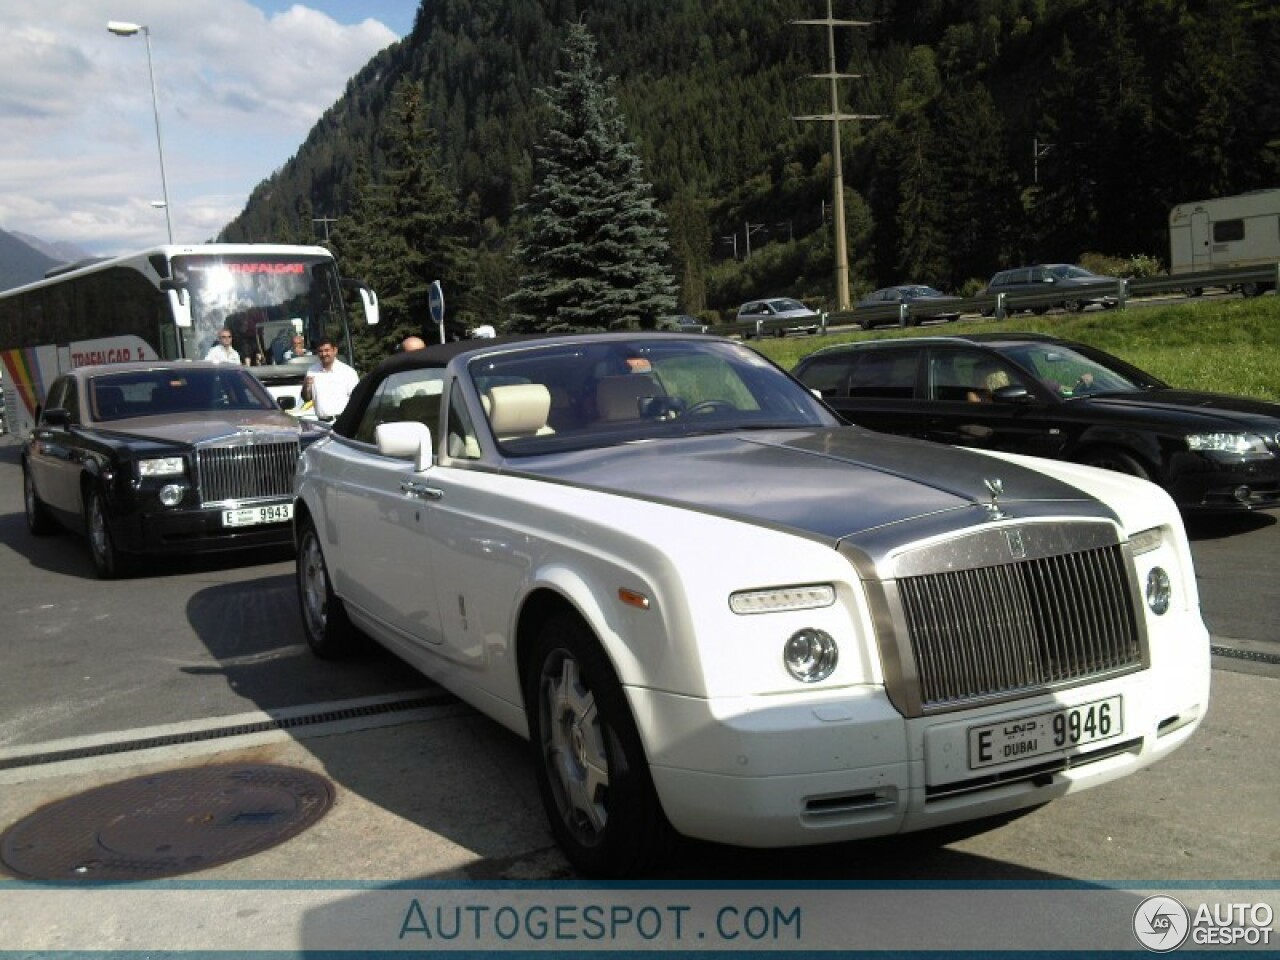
[595,373,662,421]
[486,383,554,440]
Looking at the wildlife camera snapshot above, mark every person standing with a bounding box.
[302,336,359,421]
[203,328,241,364]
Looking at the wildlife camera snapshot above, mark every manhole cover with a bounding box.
[0,763,333,881]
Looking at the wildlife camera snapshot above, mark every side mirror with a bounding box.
[277,396,297,411]
[991,384,1032,403]
[43,408,71,427]
[359,287,379,326]
[166,287,192,328]
[375,420,433,469]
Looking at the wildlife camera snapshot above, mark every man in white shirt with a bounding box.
[302,336,359,421]
[203,328,241,364]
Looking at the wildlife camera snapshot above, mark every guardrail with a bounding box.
[734,262,1280,333]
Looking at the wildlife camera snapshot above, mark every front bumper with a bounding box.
[1166,451,1280,511]
[630,622,1209,848]
[109,499,294,555]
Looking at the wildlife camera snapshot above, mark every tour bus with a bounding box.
[0,243,378,440]
[1169,188,1280,295]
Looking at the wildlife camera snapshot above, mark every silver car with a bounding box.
[736,297,821,337]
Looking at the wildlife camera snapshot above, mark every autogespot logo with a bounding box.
[1134,895,1191,952]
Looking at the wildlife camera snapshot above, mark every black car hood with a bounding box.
[525,426,1106,546]
[1084,388,1280,428]
[86,412,312,447]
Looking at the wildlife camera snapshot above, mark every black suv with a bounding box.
[793,332,1280,512]
[984,264,1119,313]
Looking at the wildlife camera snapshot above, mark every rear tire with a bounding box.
[23,464,55,536]
[524,612,671,877]
[296,516,361,658]
[1080,446,1153,482]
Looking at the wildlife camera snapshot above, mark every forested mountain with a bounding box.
[219,0,1279,325]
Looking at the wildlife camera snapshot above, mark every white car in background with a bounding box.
[293,332,1210,876]
[737,297,822,337]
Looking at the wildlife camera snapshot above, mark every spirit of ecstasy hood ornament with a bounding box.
[984,477,1006,520]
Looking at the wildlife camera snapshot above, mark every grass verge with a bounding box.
[748,293,1280,402]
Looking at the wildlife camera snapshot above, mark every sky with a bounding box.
[0,0,421,257]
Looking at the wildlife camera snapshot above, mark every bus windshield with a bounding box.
[173,254,346,368]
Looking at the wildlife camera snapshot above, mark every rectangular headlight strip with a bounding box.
[729,584,835,615]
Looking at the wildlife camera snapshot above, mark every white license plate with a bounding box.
[968,696,1123,769]
[222,503,293,527]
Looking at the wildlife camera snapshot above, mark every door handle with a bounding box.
[399,480,443,501]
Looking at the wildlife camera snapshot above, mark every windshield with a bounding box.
[171,254,347,368]
[1002,342,1159,398]
[89,367,277,422]
[467,338,837,456]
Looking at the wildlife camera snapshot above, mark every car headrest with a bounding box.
[486,383,552,439]
[595,374,662,421]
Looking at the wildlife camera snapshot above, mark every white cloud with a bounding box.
[0,0,402,255]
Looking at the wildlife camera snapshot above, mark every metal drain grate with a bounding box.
[1211,644,1280,666]
[0,764,333,881]
[0,692,457,772]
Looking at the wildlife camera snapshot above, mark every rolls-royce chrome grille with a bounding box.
[899,542,1142,712]
[850,521,1151,718]
[195,439,299,506]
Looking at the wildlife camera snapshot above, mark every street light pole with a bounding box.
[108,20,174,243]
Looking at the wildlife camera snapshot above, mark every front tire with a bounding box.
[296,516,361,658]
[23,464,55,536]
[525,613,671,877]
[86,489,130,579]
[1080,446,1153,482]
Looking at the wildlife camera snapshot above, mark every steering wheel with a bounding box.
[682,399,736,417]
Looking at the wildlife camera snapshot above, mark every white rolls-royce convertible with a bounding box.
[292,333,1210,876]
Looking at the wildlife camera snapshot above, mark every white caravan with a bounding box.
[1169,188,1279,295]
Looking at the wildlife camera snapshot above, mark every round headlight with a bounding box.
[782,629,838,683]
[158,483,185,507]
[1146,567,1171,616]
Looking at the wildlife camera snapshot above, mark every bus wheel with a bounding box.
[86,489,131,579]
[23,465,55,536]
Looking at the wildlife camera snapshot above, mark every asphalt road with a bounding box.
[0,433,1276,895]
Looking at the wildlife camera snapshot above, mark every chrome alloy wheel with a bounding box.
[539,650,610,843]
[298,529,329,640]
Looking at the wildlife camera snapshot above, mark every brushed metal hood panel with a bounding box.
[528,427,1102,545]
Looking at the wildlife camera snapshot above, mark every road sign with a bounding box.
[429,281,445,342]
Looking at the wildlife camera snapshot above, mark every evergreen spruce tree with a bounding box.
[506,22,677,332]
[331,79,476,363]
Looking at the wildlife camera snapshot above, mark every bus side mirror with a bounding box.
[360,287,379,326]
[166,287,192,328]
